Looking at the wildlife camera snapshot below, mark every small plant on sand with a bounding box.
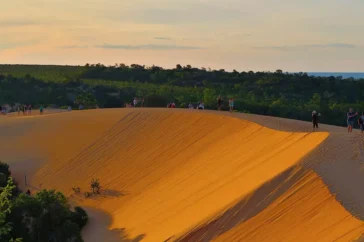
[90,178,100,194]
[84,191,92,198]
[72,186,81,194]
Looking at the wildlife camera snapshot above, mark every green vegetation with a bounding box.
[1,64,364,127]
[0,162,89,242]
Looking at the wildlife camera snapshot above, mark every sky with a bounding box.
[1,0,363,72]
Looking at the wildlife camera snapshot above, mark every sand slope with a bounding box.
[0,109,363,242]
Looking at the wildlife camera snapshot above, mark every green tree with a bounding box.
[0,178,20,241]
[74,92,97,108]
[203,88,217,108]
[0,161,11,187]
[10,190,85,242]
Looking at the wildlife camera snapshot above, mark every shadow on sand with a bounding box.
[177,165,306,241]
[82,207,146,242]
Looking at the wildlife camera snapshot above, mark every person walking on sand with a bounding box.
[28,104,32,115]
[312,110,319,131]
[358,112,364,133]
[133,97,138,108]
[217,95,222,111]
[228,98,234,112]
[347,108,358,133]
[188,102,193,109]
[141,98,145,108]
[39,105,44,115]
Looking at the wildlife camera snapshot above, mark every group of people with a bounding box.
[0,105,6,115]
[347,108,364,133]
[17,104,32,115]
[124,98,145,108]
[217,96,235,112]
[185,96,234,111]
[16,104,41,115]
[133,97,144,108]
[167,102,176,108]
[312,108,364,133]
[186,101,204,109]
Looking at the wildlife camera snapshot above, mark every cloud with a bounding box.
[0,39,41,51]
[96,44,203,50]
[105,4,244,25]
[0,20,39,27]
[59,45,89,49]
[215,32,251,37]
[154,37,172,40]
[255,43,357,51]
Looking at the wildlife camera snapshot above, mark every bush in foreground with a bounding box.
[71,207,89,229]
[0,162,89,242]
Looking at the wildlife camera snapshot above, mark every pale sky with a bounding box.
[1,0,363,71]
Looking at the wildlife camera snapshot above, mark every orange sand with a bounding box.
[0,108,363,242]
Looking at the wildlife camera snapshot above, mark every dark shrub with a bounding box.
[71,206,89,229]
[0,161,11,187]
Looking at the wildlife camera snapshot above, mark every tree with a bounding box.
[203,88,217,108]
[74,92,97,108]
[0,161,11,186]
[10,190,85,242]
[0,178,19,241]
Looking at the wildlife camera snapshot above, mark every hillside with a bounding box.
[1,108,364,241]
[1,64,364,127]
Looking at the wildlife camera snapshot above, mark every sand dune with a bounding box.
[0,108,363,241]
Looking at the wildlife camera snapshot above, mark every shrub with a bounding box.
[0,162,10,187]
[72,186,81,194]
[0,173,6,187]
[84,192,92,198]
[71,207,89,229]
[90,178,100,194]
[1,162,89,242]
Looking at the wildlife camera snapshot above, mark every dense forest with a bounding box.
[1,64,364,127]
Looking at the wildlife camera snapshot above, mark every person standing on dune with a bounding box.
[217,95,222,111]
[133,97,138,108]
[28,104,32,115]
[347,108,358,133]
[312,110,319,131]
[358,112,364,133]
[228,98,234,112]
[40,105,44,115]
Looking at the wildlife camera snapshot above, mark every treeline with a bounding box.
[1,64,364,126]
[0,161,88,242]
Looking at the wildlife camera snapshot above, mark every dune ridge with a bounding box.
[0,109,363,241]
